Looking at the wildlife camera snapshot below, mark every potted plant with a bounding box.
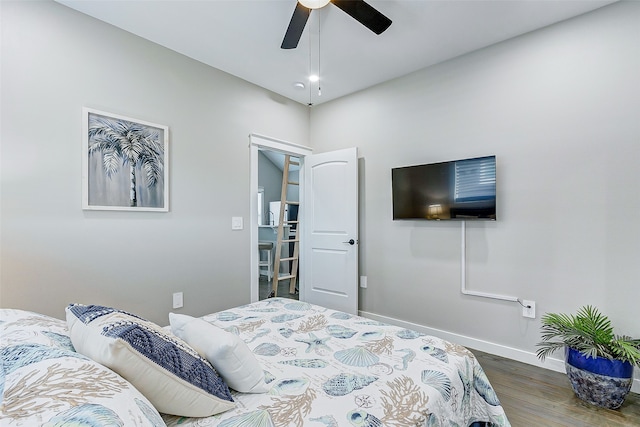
[536,305,640,409]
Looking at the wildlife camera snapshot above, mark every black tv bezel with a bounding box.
[391,155,497,221]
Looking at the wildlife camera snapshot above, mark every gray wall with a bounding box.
[0,0,309,324]
[310,0,639,356]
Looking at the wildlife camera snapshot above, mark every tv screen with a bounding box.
[392,155,496,220]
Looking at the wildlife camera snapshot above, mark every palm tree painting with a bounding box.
[83,108,169,211]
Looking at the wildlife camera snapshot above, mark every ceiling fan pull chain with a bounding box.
[308,17,313,106]
[318,12,322,97]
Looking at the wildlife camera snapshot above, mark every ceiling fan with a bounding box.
[281,0,392,49]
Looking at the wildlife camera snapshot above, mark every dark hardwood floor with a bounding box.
[472,350,640,426]
[258,276,298,301]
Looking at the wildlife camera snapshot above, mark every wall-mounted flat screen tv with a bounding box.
[392,155,496,220]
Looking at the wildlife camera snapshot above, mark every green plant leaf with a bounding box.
[536,305,640,367]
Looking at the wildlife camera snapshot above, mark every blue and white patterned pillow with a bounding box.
[0,308,166,426]
[66,304,235,417]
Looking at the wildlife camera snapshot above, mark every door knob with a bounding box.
[343,239,356,245]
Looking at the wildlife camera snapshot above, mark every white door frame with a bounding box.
[249,133,312,302]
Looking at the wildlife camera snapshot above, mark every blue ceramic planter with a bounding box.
[565,347,634,409]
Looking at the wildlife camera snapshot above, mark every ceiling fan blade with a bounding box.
[332,0,391,35]
[281,2,311,49]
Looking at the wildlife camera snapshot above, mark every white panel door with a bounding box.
[302,147,358,314]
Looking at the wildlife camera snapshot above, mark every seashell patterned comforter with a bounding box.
[162,298,510,427]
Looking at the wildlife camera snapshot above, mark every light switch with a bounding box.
[232,216,243,230]
[173,292,183,309]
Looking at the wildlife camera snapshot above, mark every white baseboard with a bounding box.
[359,310,640,395]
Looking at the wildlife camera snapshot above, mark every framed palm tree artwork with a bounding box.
[82,108,169,212]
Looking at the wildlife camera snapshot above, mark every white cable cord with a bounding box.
[460,221,519,303]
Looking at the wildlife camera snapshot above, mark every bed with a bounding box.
[1,298,510,427]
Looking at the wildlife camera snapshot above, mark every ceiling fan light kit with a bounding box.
[299,0,331,9]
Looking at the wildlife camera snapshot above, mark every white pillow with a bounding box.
[66,304,236,417]
[170,313,269,393]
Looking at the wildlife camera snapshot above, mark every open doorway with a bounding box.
[249,134,312,303]
[257,150,300,301]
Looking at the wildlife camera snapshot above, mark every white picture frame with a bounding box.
[82,107,169,212]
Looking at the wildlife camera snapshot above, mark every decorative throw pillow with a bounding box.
[169,313,269,393]
[66,304,235,417]
[1,309,166,426]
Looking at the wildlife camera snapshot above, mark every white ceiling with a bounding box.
[55,0,616,106]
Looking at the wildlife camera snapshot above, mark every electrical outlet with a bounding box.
[173,292,184,309]
[360,276,367,288]
[522,300,535,319]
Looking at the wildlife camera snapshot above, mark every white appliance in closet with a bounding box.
[268,201,288,227]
